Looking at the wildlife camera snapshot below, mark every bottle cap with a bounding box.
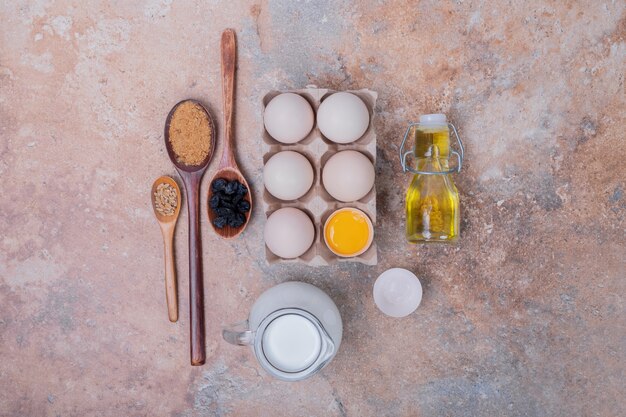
[419,113,447,126]
[373,268,423,317]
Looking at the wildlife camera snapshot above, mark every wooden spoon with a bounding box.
[151,176,181,322]
[164,99,216,366]
[207,29,252,239]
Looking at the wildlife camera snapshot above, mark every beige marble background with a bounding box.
[1,1,625,416]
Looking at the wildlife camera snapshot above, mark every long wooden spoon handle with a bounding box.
[187,172,205,365]
[163,226,178,322]
[220,29,236,169]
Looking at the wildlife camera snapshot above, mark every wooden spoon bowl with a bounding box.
[207,29,252,239]
[151,175,182,322]
[164,99,216,366]
[164,99,216,172]
[207,167,252,239]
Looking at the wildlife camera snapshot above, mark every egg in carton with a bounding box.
[262,86,378,266]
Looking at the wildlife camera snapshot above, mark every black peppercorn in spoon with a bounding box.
[164,99,215,366]
[207,29,252,239]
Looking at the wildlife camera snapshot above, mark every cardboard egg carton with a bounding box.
[262,86,378,266]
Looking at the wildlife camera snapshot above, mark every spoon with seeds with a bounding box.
[151,176,181,322]
[207,29,252,239]
[164,99,216,366]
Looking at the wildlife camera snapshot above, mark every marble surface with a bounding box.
[1,1,625,416]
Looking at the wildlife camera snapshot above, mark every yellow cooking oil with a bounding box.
[405,114,460,243]
[413,124,450,167]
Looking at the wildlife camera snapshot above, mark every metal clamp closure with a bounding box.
[399,122,464,175]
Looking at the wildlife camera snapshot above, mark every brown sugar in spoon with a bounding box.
[207,29,252,239]
[151,176,181,322]
[164,99,216,366]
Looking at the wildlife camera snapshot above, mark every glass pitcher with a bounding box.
[399,114,464,243]
[223,281,342,382]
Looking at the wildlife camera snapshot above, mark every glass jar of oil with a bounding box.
[399,114,464,243]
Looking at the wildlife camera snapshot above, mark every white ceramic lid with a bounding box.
[373,268,423,317]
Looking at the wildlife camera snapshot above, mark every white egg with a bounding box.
[263,93,314,144]
[322,150,375,202]
[264,151,314,201]
[317,92,370,144]
[264,208,315,259]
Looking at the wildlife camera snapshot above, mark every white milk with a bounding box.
[261,314,321,373]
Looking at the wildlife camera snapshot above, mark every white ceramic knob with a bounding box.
[373,268,423,317]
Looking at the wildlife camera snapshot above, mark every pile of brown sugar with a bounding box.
[168,101,212,166]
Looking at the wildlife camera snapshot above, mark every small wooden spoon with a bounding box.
[207,29,252,239]
[151,176,181,322]
[164,99,216,366]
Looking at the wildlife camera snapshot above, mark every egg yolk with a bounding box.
[324,209,371,256]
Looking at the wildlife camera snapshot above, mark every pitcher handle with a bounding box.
[222,320,254,346]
